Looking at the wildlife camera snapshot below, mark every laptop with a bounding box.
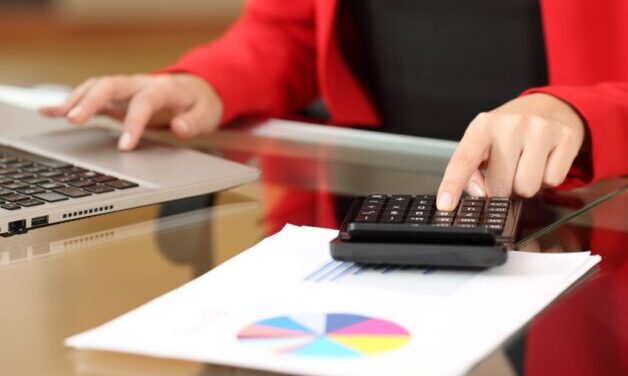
[0,102,260,236]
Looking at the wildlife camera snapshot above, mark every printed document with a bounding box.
[66,225,600,376]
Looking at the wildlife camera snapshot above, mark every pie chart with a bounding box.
[237,313,410,357]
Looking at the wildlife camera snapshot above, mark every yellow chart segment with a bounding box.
[328,335,410,354]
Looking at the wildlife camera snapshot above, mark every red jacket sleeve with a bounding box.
[523,83,628,188]
[157,0,318,125]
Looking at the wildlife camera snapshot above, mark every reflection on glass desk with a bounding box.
[0,120,626,376]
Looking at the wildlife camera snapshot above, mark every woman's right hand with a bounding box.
[40,73,223,151]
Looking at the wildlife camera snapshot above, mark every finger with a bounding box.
[465,169,486,197]
[483,116,525,198]
[543,128,581,187]
[170,100,220,139]
[68,77,143,125]
[512,122,556,198]
[118,89,165,151]
[40,79,97,117]
[437,113,492,211]
[170,105,203,139]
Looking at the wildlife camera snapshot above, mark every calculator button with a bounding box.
[415,195,436,200]
[487,213,507,219]
[489,197,510,202]
[459,211,481,218]
[486,218,505,224]
[409,210,429,217]
[488,201,509,208]
[464,196,485,201]
[456,217,479,224]
[461,200,485,207]
[381,215,403,223]
[411,204,433,211]
[461,206,482,213]
[487,207,508,213]
[406,216,428,224]
[416,199,434,205]
[386,204,408,211]
[355,215,377,222]
[384,210,403,216]
[433,217,453,224]
[432,223,452,227]
[390,195,412,202]
[362,204,383,211]
[454,223,478,228]
[359,210,379,216]
[433,210,455,217]
[367,194,387,200]
[364,199,385,205]
[486,224,504,232]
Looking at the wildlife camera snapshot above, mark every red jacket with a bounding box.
[162,0,628,186]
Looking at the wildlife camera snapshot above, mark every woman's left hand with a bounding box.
[436,93,586,211]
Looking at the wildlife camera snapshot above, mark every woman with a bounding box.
[41,0,628,211]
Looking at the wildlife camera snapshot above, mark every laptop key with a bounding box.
[1,193,30,202]
[68,179,95,188]
[17,187,45,195]
[53,186,91,198]
[55,174,80,183]
[17,198,45,207]
[106,180,139,189]
[23,177,50,185]
[33,192,69,203]
[84,184,115,194]
[1,203,21,210]
[92,175,116,183]
[38,182,66,190]
[2,182,28,190]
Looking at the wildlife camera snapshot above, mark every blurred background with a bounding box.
[0,0,244,86]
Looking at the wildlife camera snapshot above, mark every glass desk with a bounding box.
[1,121,626,376]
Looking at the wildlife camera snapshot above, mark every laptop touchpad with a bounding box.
[14,127,221,188]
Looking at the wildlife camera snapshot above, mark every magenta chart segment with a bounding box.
[237,313,411,357]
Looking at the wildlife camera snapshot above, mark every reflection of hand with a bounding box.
[436,93,586,211]
[516,226,583,253]
[517,238,566,253]
[40,74,223,151]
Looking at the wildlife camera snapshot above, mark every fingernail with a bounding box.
[468,182,486,197]
[438,192,452,211]
[118,132,133,151]
[68,106,82,119]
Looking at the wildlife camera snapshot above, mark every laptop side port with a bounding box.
[8,220,27,234]
[31,216,49,228]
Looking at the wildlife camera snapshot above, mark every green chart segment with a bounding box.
[237,313,410,357]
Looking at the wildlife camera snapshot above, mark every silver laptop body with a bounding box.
[0,102,260,236]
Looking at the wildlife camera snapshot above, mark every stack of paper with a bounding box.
[66,225,600,376]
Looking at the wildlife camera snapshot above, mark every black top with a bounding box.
[339,0,548,140]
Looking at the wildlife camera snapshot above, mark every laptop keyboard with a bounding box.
[0,145,139,212]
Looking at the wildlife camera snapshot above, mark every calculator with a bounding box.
[330,194,522,268]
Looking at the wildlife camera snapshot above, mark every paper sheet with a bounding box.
[66,225,600,376]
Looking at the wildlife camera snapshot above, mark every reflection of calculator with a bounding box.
[330,194,522,268]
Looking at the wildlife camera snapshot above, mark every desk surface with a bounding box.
[1,120,626,376]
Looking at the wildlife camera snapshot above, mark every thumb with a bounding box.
[170,103,216,139]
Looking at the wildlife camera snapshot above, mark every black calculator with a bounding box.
[330,194,522,268]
